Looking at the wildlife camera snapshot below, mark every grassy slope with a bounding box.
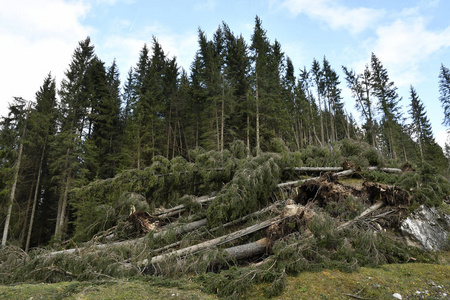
[1,258,448,299]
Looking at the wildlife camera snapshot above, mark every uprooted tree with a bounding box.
[1,138,449,298]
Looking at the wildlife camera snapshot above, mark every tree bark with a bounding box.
[223,238,268,260]
[149,215,287,265]
[25,142,47,252]
[221,74,225,153]
[2,103,30,248]
[255,70,260,156]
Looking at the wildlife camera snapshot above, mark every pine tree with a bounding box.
[370,53,402,159]
[88,58,122,179]
[299,67,320,146]
[322,57,343,142]
[409,86,447,167]
[52,37,95,240]
[24,73,58,251]
[311,58,325,145]
[343,65,376,146]
[250,16,272,154]
[1,98,31,247]
[439,64,450,126]
[222,23,251,151]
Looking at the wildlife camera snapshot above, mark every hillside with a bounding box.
[1,139,449,299]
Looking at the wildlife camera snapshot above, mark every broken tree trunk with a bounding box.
[153,203,283,254]
[337,200,384,230]
[147,204,302,266]
[45,219,208,257]
[223,238,269,261]
[148,215,286,265]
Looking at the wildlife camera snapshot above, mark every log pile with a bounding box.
[44,166,413,274]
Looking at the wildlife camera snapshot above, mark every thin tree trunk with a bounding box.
[221,75,225,153]
[317,92,324,145]
[137,124,141,170]
[20,178,35,246]
[2,103,30,248]
[1,141,23,247]
[172,117,177,159]
[255,71,260,156]
[215,104,220,152]
[166,105,172,159]
[246,114,250,158]
[55,172,71,239]
[25,143,47,252]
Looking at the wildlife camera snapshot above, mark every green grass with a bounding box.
[1,257,449,299]
[0,280,218,300]
[248,259,450,299]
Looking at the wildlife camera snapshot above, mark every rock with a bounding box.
[400,204,450,251]
[392,293,402,299]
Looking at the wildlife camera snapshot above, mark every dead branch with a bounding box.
[337,201,384,230]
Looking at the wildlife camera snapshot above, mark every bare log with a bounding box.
[288,167,344,172]
[210,202,282,233]
[367,166,402,173]
[147,204,302,266]
[45,219,207,257]
[223,238,269,260]
[149,216,285,265]
[277,169,355,188]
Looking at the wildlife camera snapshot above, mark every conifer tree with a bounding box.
[370,53,402,159]
[250,16,272,154]
[52,37,95,240]
[439,64,450,126]
[1,98,30,247]
[409,86,446,166]
[298,67,320,146]
[88,58,122,179]
[322,57,343,142]
[343,65,376,146]
[24,73,57,251]
[311,58,325,145]
[222,23,250,151]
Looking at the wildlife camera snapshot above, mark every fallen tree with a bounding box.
[146,204,303,266]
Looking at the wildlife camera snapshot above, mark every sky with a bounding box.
[1,0,450,148]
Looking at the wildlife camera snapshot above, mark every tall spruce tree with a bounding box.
[1,98,30,247]
[439,64,450,126]
[222,23,251,151]
[409,85,447,167]
[52,37,95,240]
[24,73,58,251]
[343,65,376,146]
[250,16,272,154]
[370,53,402,159]
[311,59,325,145]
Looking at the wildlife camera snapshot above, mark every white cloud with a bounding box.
[281,0,384,34]
[435,129,449,150]
[0,0,91,117]
[371,16,450,87]
[96,22,198,83]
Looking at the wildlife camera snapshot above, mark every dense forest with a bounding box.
[1,16,449,251]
